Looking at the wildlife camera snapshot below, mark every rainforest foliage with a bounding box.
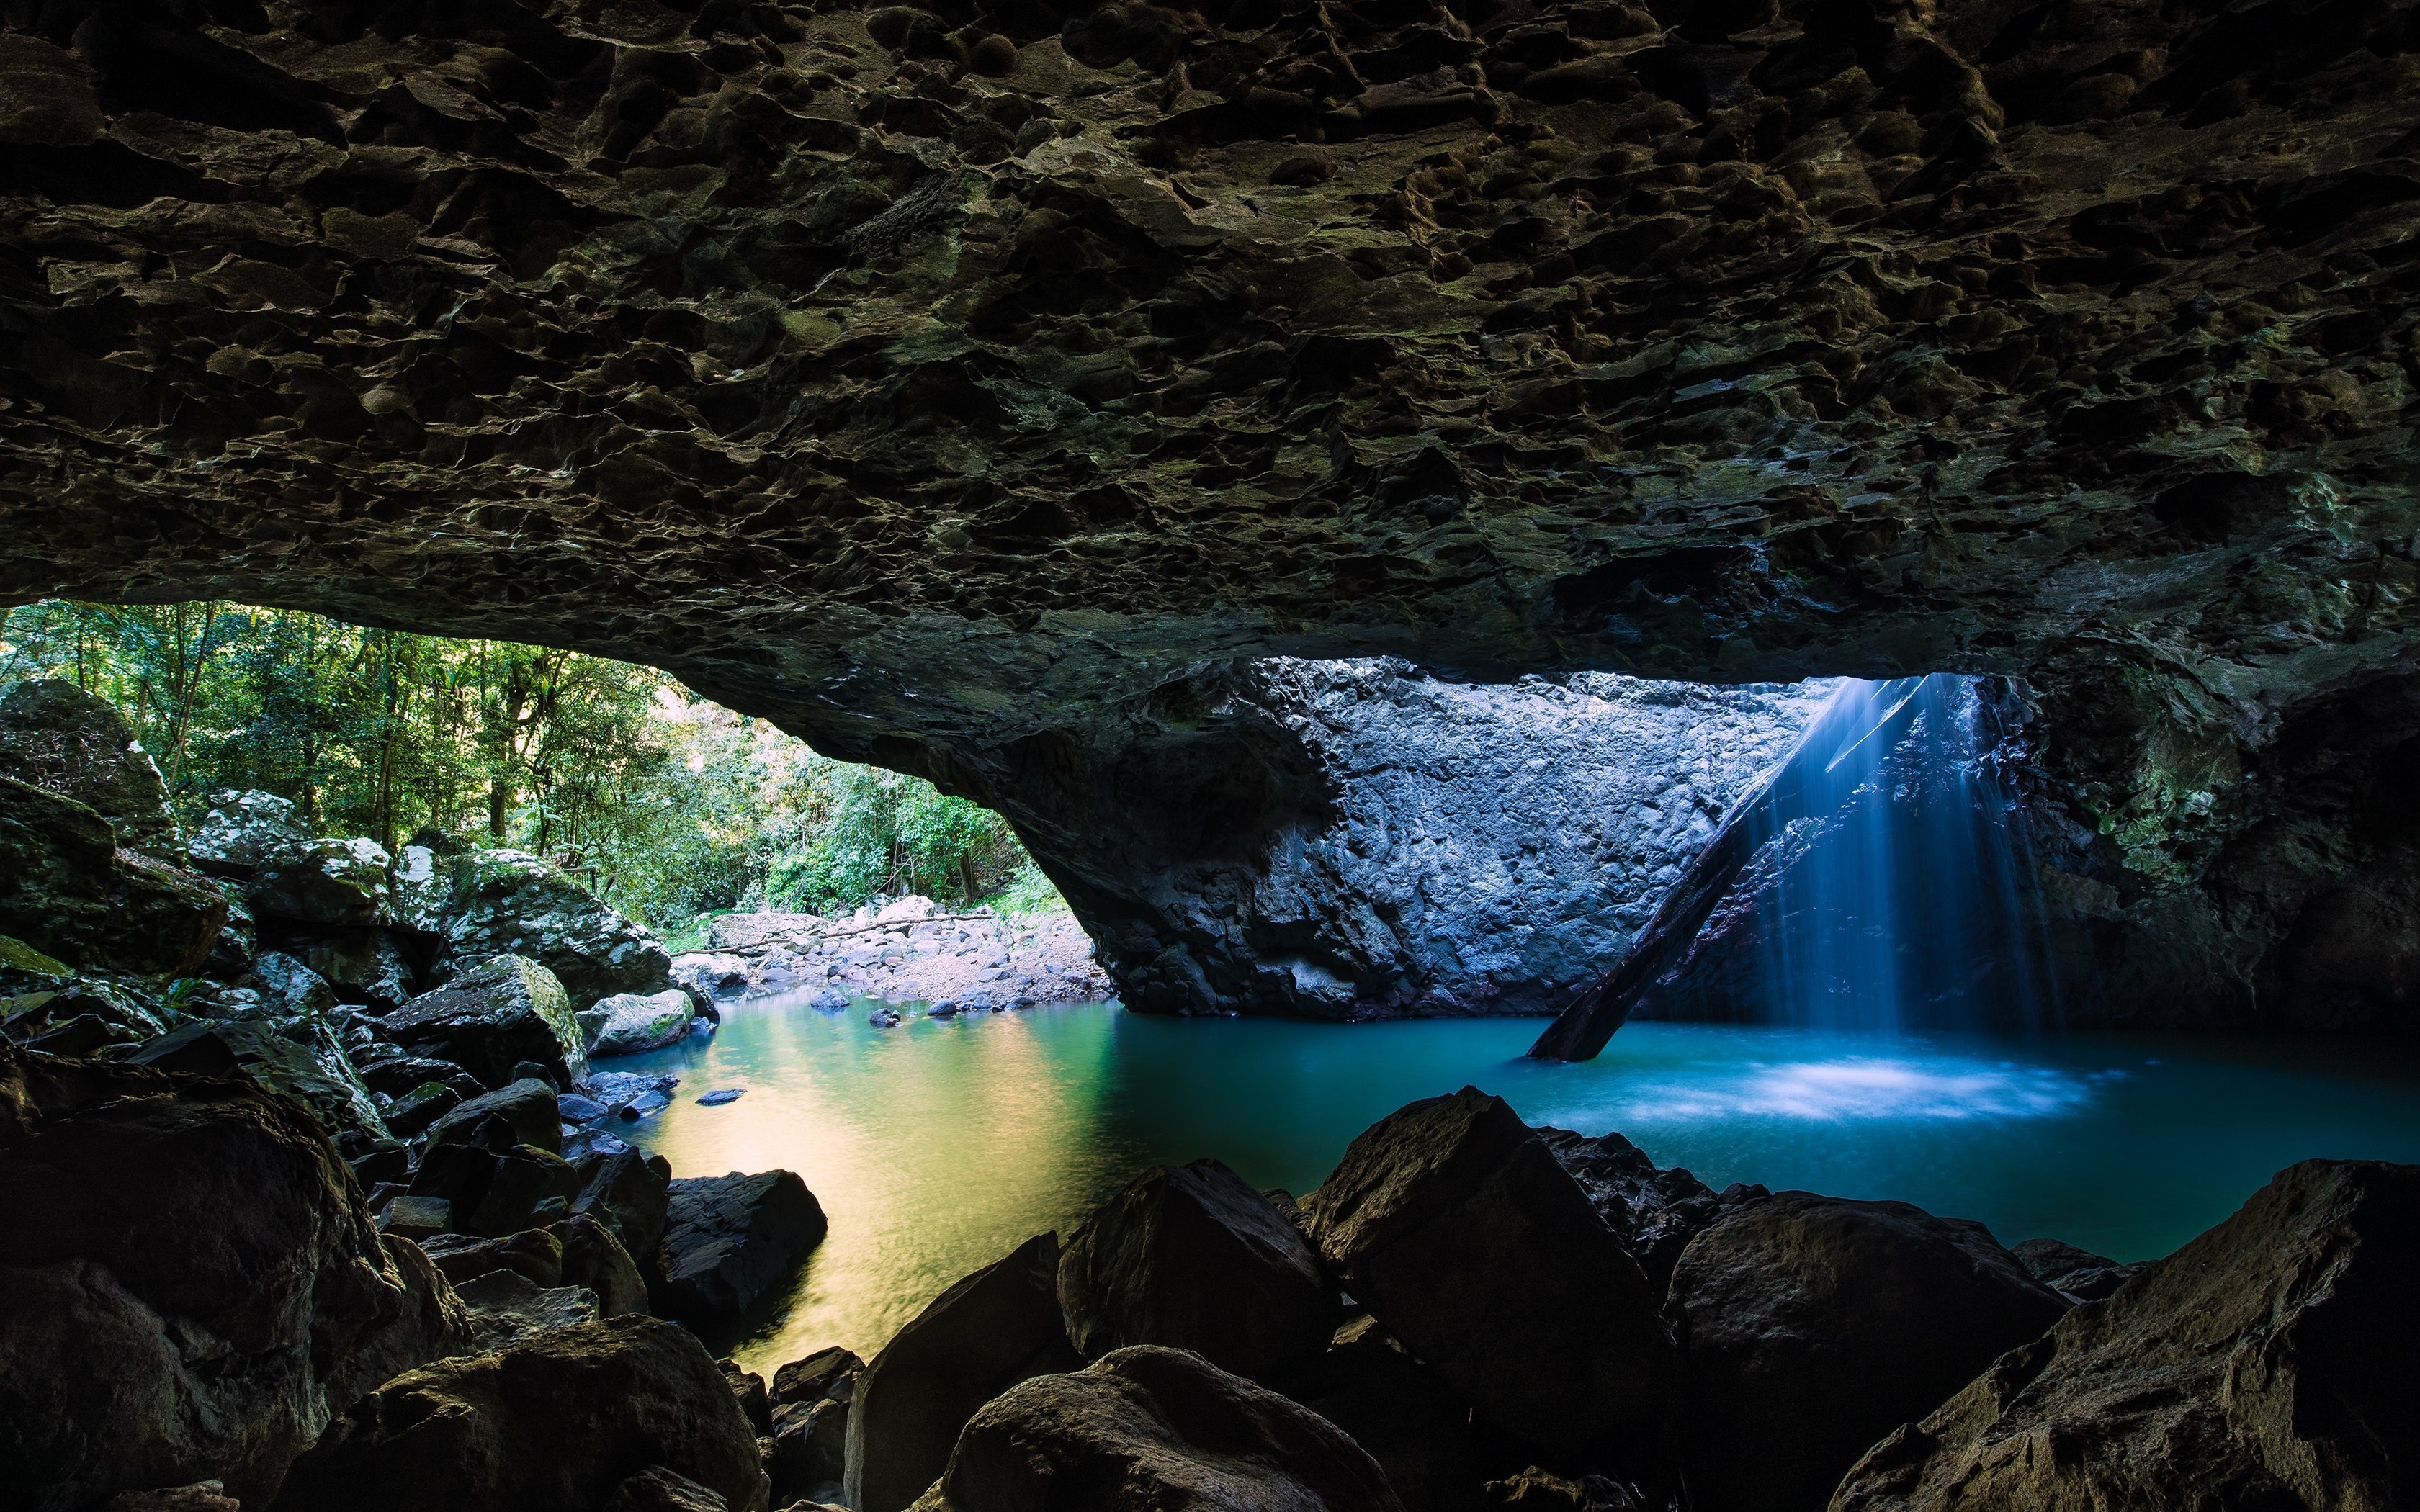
[0,600,1047,927]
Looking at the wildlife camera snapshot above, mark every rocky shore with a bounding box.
[674,899,1113,1017]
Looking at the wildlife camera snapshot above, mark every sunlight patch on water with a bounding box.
[1600,1055,2108,1124]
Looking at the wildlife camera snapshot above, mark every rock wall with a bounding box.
[1093,658,1834,1015]
[2,0,2416,1024]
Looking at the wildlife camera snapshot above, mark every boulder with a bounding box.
[1280,1319,1489,1512]
[1538,1127,1747,1292]
[1304,1089,1676,1457]
[287,927,420,1012]
[555,1212,652,1317]
[251,951,339,1017]
[456,1268,604,1352]
[606,1467,738,1512]
[390,843,452,933]
[408,1140,586,1237]
[0,678,174,851]
[2008,1236,2144,1302]
[382,1080,462,1139]
[1832,1159,2420,1512]
[722,1359,775,1435]
[326,1236,476,1407]
[655,1170,829,1323]
[0,774,225,976]
[423,1228,566,1288]
[4,976,169,1050]
[272,1314,773,1512]
[249,837,394,926]
[1670,1192,2071,1512]
[380,954,587,1089]
[128,1017,392,1148]
[768,1350,863,1503]
[185,791,310,880]
[0,1041,463,1508]
[588,989,697,1056]
[438,849,676,1006]
[426,1076,563,1154]
[573,1146,675,1259]
[908,1345,1404,1512]
[846,1233,1083,1512]
[672,952,752,1002]
[1059,1157,1333,1383]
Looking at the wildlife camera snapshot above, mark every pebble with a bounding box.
[696,1088,745,1106]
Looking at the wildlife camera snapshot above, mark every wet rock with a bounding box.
[273,1315,772,1512]
[249,837,395,927]
[585,989,696,1056]
[426,1076,563,1154]
[1834,1160,2420,1512]
[769,1394,854,1507]
[1305,1088,1676,1457]
[380,1194,455,1243]
[1,774,226,977]
[390,843,454,934]
[2009,1236,2145,1302]
[457,1268,604,1352]
[1280,1319,1489,1512]
[287,927,421,1012]
[4,976,168,1051]
[0,679,174,852]
[438,850,676,1006]
[908,1345,1403,1512]
[0,1041,460,1507]
[868,1008,902,1028]
[553,1212,651,1318]
[381,1080,462,1138]
[1670,1193,2071,1512]
[128,1017,392,1147]
[380,954,587,1089]
[185,791,310,880]
[1059,1156,1333,1383]
[847,1233,1083,1512]
[251,950,339,1017]
[696,1087,743,1105]
[655,1170,828,1323]
[573,1146,675,1259]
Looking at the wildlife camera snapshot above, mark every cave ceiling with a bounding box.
[0,0,2414,802]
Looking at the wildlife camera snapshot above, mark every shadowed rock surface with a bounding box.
[1667,1191,2071,1512]
[380,954,588,1089]
[1059,1156,1335,1382]
[0,680,175,852]
[1,774,227,977]
[653,1169,830,1323]
[1304,1086,1676,1458]
[1,0,2416,1024]
[0,1042,461,1510]
[272,1314,773,1512]
[847,1232,1083,1512]
[1832,1158,2420,1512]
[910,1344,1405,1512]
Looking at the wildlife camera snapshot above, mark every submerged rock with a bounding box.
[586,989,696,1056]
[1059,1157,1333,1384]
[272,1315,771,1512]
[0,1042,460,1508]
[654,1170,828,1323]
[909,1345,1403,1512]
[1304,1088,1676,1458]
[847,1233,1083,1512]
[380,954,587,1089]
[1669,1193,2071,1512]
[0,679,175,852]
[1833,1159,2420,1512]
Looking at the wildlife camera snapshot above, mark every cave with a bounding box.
[4,0,2420,1503]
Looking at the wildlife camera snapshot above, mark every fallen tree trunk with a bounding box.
[1528,678,1928,1061]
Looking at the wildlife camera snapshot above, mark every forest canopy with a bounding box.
[0,600,1055,930]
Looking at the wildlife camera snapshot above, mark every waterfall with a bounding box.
[1531,673,2059,1061]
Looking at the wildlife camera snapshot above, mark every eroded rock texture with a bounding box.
[2,0,2416,1020]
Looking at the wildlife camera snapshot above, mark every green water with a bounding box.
[614,997,2420,1374]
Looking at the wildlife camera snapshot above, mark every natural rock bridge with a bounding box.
[3,0,2415,1028]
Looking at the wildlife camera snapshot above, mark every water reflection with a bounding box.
[618,997,2420,1374]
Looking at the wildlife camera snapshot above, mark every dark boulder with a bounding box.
[272,1314,772,1512]
[423,1228,566,1288]
[654,1170,828,1324]
[127,1017,391,1148]
[1834,1160,2420,1512]
[573,1146,675,1259]
[0,678,174,852]
[1304,1089,1676,1458]
[720,1359,774,1435]
[455,1268,604,1352]
[1670,1192,2070,1512]
[846,1233,1083,1512]
[408,1140,586,1237]
[287,927,420,1012]
[773,1346,864,1407]
[1280,1318,1491,1512]
[605,1467,738,1512]
[0,774,225,977]
[1059,1156,1333,1383]
[1538,1127,1750,1292]
[379,954,587,1089]
[0,1042,462,1508]
[909,1344,1404,1512]
[2009,1236,2144,1302]
[555,1212,651,1317]
[768,1348,864,1500]
[426,1076,563,1154]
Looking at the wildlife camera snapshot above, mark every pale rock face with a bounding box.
[437,850,674,1007]
[389,845,452,935]
[248,837,394,927]
[185,791,310,881]
[584,990,698,1058]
